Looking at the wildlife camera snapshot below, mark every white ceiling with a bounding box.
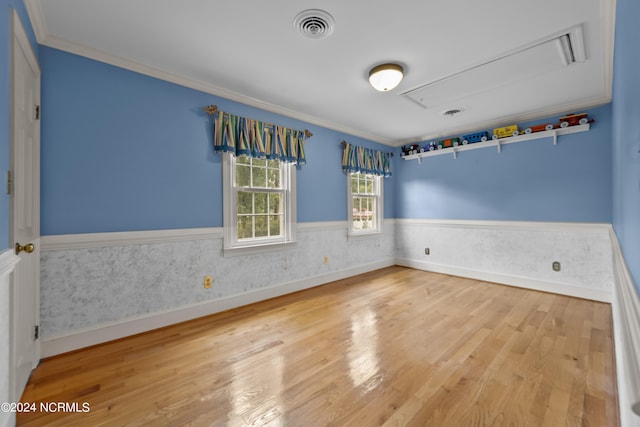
[25,0,615,146]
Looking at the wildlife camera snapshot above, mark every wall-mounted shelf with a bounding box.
[403,123,590,162]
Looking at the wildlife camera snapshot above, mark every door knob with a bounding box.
[15,242,35,254]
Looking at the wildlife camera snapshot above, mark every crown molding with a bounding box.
[23,0,48,43]
[24,0,614,148]
[24,0,395,146]
[46,36,395,146]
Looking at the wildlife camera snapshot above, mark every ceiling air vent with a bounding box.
[294,9,335,40]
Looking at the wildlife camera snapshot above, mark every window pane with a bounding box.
[358,177,367,193]
[255,215,268,238]
[352,196,362,230]
[267,168,280,189]
[254,192,268,214]
[238,216,253,239]
[353,197,362,219]
[238,192,253,215]
[365,176,373,193]
[253,165,267,187]
[269,193,281,214]
[236,156,250,165]
[351,174,358,193]
[362,197,373,229]
[253,159,267,168]
[269,215,281,236]
[236,165,251,187]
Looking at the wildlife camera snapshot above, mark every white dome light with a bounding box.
[368,63,404,92]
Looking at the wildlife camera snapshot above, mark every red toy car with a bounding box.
[523,123,555,134]
[559,113,590,128]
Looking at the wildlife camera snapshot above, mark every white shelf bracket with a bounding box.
[417,156,422,165]
[452,149,458,159]
[497,141,502,153]
[552,130,558,146]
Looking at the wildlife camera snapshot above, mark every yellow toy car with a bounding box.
[492,125,519,139]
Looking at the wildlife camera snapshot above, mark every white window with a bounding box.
[348,173,383,235]
[223,154,296,254]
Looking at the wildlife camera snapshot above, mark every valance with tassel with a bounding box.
[341,141,392,177]
[204,105,311,165]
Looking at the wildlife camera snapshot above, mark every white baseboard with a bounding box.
[41,258,395,358]
[395,257,612,303]
[609,229,640,425]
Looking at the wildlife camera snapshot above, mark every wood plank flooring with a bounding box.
[18,267,618,426]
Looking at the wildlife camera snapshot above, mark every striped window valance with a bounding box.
[205,105,310,165]
[341,141,392,177]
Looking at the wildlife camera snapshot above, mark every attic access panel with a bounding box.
[402,26,586,110]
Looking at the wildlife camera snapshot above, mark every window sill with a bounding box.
[223,240,297,257]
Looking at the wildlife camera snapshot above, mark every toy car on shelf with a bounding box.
[401,144,421,156]
[424,141,438,151]
[462,131,489,145]
[437,137,461,149]
[492,125,519,139]
[558,113,591,128]
[522,123,555,134]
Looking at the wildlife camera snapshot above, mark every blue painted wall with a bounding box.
[0,0,38,251]
[613,0,640,292]
[395,105,613,223]
[39,44,615,234]
[39,47,396,235]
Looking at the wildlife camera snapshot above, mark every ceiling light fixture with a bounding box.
[368,63,404,92]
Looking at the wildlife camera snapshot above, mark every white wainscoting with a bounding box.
[35,219,640,421]
[0,250,20,427]
[610,229,640,425]
[39,221,396,357]
[395,219,614,302]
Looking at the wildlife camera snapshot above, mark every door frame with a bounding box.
[9,9,41,402]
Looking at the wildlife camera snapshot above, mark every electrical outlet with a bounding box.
[204,275,213,289]
[425,248,430,255]
[552,261,561,272]
[323,256,328,265]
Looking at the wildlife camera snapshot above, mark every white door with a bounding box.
[10,10,41,402]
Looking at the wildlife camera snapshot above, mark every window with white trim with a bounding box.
[223,154,296,253]
[348,172,383,235]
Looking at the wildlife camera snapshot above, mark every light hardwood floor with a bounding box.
[18,267,618,426]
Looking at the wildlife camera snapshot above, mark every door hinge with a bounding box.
[5,171,11,195]
[35,105,40,120]
[34,325,39,340]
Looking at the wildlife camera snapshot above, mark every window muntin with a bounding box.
[348,173,382,235]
